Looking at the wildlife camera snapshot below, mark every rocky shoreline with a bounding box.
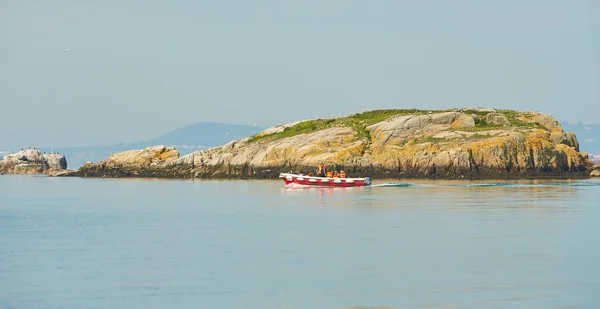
[70,162,594,180]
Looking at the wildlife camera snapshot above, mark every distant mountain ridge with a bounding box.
[141,122,266,147]
[562,122,600,154]
[37,122,266,168]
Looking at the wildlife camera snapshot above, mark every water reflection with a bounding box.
[277,179,600,213]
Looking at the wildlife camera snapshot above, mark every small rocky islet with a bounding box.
[0,148,68,176]
[2,108,600,179]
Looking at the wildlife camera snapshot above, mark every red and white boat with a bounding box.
[279,172,371,187]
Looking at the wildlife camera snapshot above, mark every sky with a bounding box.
[0,0,598,149]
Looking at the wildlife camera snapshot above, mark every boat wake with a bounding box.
[368,181,600,188]
[370,183,416,188]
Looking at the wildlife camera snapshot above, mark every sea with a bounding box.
[1,175,599,309]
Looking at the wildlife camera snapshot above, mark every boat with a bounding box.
[279,172,371,187]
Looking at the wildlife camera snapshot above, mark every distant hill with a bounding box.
[562,122,600,154]
[38,122,266,168]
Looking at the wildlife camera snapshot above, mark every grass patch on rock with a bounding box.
[499,109,545,129]
[248,108,547,143]
[247,109,429,143]
[458,110,545,132]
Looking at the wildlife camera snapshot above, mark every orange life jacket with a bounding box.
[326,171,333,178]
[340,172,346,178]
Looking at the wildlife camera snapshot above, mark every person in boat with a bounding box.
[316,163,326,177]
[326,170,333,178]
[340,170,346,178]
[333,171,339,178]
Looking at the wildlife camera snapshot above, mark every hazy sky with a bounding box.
[1,0,598,149]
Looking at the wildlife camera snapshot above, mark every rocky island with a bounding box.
[71,108,599,179]
[0,149,70,175]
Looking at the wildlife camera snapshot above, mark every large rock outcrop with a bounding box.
[76,145,179,177]
[74,109,596,179]
[103,145,179,168]
[0,149,68,175]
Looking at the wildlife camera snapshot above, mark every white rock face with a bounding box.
[4,149,43,162]
[485,113,510,126]
[432,129,511,140]
[0,149,67,174]
[534,114,563,131]
[45,154,68,170]
[366,112,476,145]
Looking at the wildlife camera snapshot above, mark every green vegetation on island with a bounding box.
[248,108,545,143]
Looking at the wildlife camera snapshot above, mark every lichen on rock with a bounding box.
[106,145,179,168]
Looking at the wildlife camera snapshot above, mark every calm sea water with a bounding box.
[1,176,599,309]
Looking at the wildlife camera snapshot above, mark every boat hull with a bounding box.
[279,173,370,187]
